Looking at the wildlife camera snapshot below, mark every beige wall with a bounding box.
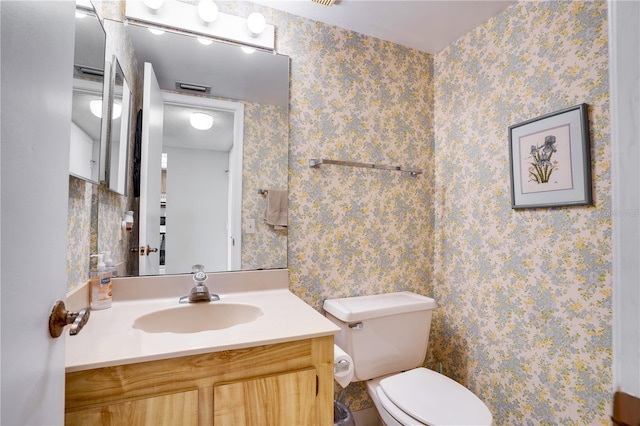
[432,1,610,424]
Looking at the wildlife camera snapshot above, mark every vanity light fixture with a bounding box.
[246,12,266,37]
[143,0,164,13]
[197,0,218,24]
[190,112,214,130]
[126,0,275,50]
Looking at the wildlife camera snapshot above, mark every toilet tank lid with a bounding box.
[323,292,435,322]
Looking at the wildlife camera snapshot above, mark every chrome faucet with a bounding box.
[179,265,220,303]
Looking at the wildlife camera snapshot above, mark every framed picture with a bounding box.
[509,104,592,209]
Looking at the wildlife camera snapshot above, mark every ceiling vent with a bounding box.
[311,0,336,6]
[75,65,104,77]
[175,81,211,94]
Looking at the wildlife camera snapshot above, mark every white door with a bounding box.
[1,1,75,424]
[139,63,164,275]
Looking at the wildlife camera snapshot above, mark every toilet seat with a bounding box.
[373,368,493,426]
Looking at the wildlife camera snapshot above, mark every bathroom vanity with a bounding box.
[64,270,338,425]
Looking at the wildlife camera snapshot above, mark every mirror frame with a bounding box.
[106,57,132,195]
[69,3,107,185]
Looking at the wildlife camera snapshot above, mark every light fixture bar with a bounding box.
[125,0,275,50]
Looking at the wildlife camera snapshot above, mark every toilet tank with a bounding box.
[323,292,436,382]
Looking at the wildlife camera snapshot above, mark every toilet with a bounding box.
[324,291,493,426]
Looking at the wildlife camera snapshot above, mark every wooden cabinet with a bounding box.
[65,336,333,425]
[213,368,317,425]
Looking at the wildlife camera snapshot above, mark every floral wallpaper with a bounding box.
[241,101,289,270]
[431,1,611,424]
[66,176,96,289]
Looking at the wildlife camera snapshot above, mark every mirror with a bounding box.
[114,22,289,277]
[106,59,132,195]
[69,3,106,183]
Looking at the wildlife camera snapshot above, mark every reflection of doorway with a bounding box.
[160,92,244,274]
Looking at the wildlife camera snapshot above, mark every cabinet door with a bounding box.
[213,367,317,425]
[65,389,198,426]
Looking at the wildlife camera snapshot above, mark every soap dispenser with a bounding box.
[103,251,118,278]
[90,253,112,310]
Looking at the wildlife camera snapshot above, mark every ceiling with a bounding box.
[248,0,515,54]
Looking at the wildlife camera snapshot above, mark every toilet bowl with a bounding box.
[324,292,493,426]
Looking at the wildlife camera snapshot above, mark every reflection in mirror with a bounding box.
[113,21,290,277]
[69,3,106,183]
[160,95,243,275]
[106,59,132,195]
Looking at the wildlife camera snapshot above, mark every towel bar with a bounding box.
[309,158,422,177]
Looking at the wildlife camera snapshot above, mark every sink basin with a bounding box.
[132,303,263,334]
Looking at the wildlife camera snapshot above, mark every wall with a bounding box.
[432,1,611,424]
[241,101,288,270]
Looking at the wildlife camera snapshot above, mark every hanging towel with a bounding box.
[263,189,288,229]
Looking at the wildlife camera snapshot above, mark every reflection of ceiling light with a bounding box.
[89,99,122,120]
[89,99,103,118]
[241,46,256,54]
[148,27,165,35]
[112,102,122,120]
[247,12,266,37]
[190,112,213,130]
[75,11,87,19]
[143,0,164,12]
[197,0,218,23]
[197,37,213,46]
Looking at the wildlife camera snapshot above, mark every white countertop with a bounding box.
[66,271,339,372]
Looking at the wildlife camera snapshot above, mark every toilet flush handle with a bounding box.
[348,322,363,330]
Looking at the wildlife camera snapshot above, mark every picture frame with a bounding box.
[508,103,592,209]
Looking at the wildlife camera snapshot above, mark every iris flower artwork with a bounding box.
[509,104,592,209]
[528,135,558,184]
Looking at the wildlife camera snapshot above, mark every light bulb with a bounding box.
[89,99,103,118]
[198,37,213,46]
[197,0,218,23]
[247,12,266,37]
[190,112,213,130]
[241,46,256,54]
[143,0,164,12]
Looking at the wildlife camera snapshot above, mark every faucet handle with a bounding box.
[194,271,207,284]
[191,264,207,284]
